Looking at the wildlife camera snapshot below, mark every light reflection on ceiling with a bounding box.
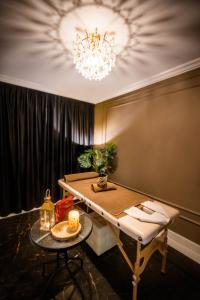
[0,0,200,103]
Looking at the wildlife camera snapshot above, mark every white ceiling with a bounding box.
[0,0,200,104]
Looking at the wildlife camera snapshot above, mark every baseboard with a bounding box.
[0,207,39,219]
[168,230,200,264]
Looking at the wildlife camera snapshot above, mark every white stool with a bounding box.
[86,212,119,256]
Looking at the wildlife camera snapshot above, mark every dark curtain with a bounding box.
[0,82,94,216]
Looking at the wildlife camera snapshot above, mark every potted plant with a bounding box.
[78,143,117,186]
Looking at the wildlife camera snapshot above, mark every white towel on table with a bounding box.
[124,201,170,225]
[142,200,169,218]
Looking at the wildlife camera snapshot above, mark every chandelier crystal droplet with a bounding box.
[73,29,116,80]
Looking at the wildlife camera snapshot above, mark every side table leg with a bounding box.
[42,252,61,277]
[64,252,85,300]
[38,267,59,300]
[73,254,83,269]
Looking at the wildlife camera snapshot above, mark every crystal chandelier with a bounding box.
[73,28,116,80]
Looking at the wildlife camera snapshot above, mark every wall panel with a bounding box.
[95,69,200,244]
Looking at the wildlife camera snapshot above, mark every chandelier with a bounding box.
[73,28,116,81]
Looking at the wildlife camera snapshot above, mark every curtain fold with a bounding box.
[0,82,94,216]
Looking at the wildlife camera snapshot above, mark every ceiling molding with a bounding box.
[98,57,200,103]
[0,57,199,104]
[0,73,91,103]
[0,73,62,95]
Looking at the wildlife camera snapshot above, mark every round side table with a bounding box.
[30,211,92,300]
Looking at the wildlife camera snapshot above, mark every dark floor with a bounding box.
[0,210,200,300]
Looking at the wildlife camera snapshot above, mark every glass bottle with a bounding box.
[40,189,55,231]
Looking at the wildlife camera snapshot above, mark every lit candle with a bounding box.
[40,210,51,231]
[43,211,50,230]
[68,210,80,233]
[46,222,50,231]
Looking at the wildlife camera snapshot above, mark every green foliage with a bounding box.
[77,149,93,169]
[78,143,117,176]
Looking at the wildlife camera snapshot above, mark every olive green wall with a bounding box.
[94,68,200,244]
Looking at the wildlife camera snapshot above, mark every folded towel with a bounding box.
[64,172,99,182]
[142,200,169,218]
[91,183,117,193]
[124,205,170,225]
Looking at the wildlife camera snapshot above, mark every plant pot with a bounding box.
[97,175,108,188]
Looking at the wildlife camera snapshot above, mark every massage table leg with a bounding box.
[132,241,141,300]
[107,224,169,300]
[160,228,168,273]
[58,184,170,300]
[107,223,140,300]
[107,223,134,272]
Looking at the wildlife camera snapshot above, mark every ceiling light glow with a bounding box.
[73,28,116,80]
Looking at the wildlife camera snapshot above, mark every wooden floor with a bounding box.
[0,210,199,300]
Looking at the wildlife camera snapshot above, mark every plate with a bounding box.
[51,221,81,241]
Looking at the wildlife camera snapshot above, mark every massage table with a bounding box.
[58,177,179,300]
